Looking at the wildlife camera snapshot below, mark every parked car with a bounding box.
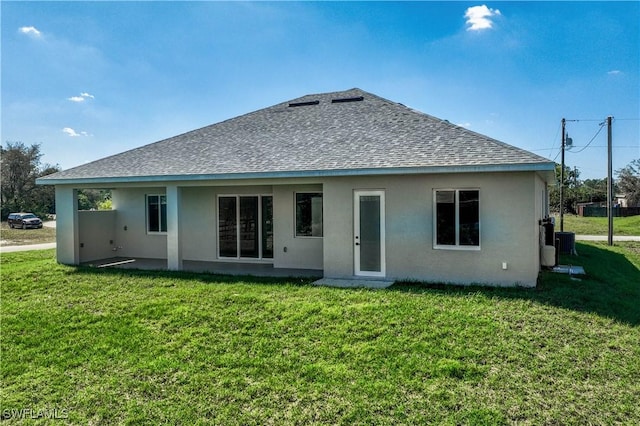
[7,213,43,229]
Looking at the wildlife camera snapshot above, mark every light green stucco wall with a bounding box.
[57,171,547,286]
[78,210,117,262]
[112,188,168,259]
[322,172,543,287]
[111,184,324,269]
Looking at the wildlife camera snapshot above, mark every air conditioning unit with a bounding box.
[555,232,577,255]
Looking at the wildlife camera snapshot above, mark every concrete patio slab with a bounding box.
[551,265,586,275]
[313,278,395,289]
[84,257,323,278]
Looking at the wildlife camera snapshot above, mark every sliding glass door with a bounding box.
[218,197,238,257]
[218,195,273,260]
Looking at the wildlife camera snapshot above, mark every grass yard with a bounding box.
[1,244,639,424]
[0,222,56,246]
[554,213,640,236]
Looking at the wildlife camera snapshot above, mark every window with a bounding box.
[434,189,479,248]
[147,195,167,233]
[218,195,273,259]
[295,193,323,237]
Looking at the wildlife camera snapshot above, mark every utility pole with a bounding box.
[560,118,565,232]
[607,116,613,246]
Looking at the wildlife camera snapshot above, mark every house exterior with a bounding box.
[37,88,555,287]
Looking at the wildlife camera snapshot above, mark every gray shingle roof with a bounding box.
[39,88,554,184]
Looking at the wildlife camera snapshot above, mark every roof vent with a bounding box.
[288,100,320,107]
[331,96,364,104]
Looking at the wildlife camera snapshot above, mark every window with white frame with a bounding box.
[147,195,167,233]
[434,189,479,248]
[295,192,323,237]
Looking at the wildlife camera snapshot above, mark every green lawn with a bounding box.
[1,245,639,424]
[0,222,56,246]
[554,214,640,236]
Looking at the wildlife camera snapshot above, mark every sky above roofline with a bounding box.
[3,1,639,180]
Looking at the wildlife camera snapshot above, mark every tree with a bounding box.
[549,164,581,214]
[0,142,60,220]
[617,159,640,207]
[77,189,112,211]
[579,178,608,204]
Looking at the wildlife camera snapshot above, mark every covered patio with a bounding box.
[82,257,323,278]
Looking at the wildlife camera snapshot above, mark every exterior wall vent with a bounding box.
[331,96,364,104]
[288,100,320,107]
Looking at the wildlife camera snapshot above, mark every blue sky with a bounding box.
[2,1,638,180]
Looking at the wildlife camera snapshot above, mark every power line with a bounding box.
[570,145,638,148]
[564,119,607,122]
[531,148,561,152]
[568,121,606,154]
[542,122,561,160]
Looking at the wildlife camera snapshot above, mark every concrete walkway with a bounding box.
[1,243,56,253]
[575,235,640,242]
[314,278,395,289]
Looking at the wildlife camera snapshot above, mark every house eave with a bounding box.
[37,162,556,186]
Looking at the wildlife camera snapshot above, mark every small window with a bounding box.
[434,189,479,248]
[295,193,323,237]
[147,195,167,233]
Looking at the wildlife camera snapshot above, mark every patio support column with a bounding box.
[55,186,79,265]
[166,185,183,270]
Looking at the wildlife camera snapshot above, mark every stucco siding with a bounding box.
[322,172,541,286]
[110,184,323,269]
[71,171,545,286]
[54,186,79,265]
[112,188,167,259]
[273,185,323,270]
[78,210,117,262]
[180,187,217,261]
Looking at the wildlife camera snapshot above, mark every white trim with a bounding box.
[432,188,481,250]
[37,162,556,186]
[216,194,273,261]
[354,190,386,278]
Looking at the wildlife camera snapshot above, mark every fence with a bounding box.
[582,206,640,217]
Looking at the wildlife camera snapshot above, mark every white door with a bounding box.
[354,190,385,277]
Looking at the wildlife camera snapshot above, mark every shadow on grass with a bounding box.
[391,242,640,326]
[62,243,639,326]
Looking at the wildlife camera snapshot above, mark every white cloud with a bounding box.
[67,92,95,102]
[19,26,42,38]
[465,5,501,31]
[62,127,80,137]
[457,122,472,128]
[62,127,90,137]
[607,70,622,75]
